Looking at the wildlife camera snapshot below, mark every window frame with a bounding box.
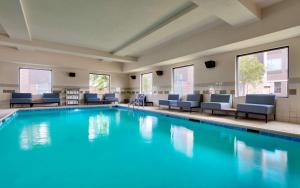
[19,67,52,94]
[140,72,153,94]
[172,64,194,96]
[235,46,289,98]
[89,73,111,94]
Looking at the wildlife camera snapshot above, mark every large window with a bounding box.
[89,74,110,94]
[236,47,288,97]
[173,65,194,96]
[20,68,52,94]
[141,73,153,94]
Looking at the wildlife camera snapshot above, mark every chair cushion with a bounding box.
[159,100,170,106]
[86,98,101,102]
[245,94,275,105]
[10,98,32,104]
[12,93,32,99]
[168,94,179,100]
[211,94,232,103]
[43,93,59,99]
[103,97,118,102]
[169,100,179,107]
[178,101,200,108]
[104,93,115,99]
[43,98,60,103]
[201,102,230,110]
[186,94,202,102]
[84,93,98,99]
[237,103,275,114]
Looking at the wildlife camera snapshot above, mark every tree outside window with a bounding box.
[89,74,110,94]
[237,47,288,97]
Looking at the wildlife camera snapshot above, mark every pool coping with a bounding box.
[116,105,300,142]
[1,104,300,142]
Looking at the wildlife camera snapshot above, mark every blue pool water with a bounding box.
[0,107,300,188]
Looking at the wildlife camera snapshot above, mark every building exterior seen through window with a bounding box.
[173,65,194,96]
[141,73,153,94]
[236,47,288,97]
[19,68,52,95]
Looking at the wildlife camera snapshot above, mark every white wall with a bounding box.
[0,61,129,107]
[129,36,300,123]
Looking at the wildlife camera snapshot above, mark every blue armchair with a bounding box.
[103,93,118,104]
[236,94,276,123]
[178,94,203,113]
[158,94,180,109]
[84,93,101,104]
[10,93,32,108]
[42,93,60,105]
[201,94,232,114]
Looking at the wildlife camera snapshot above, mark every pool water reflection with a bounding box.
[0,107,299,188]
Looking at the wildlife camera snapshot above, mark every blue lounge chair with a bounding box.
[178,94,203,113]
[103,93,118,104]
[235,94,276,123]
[84,93,101,104]
[42,93,60,106]
[10,93,32,108]
[158,94,180,110]
[201,94,232,114]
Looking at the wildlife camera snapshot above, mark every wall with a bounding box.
[129,36,300,123]
[0,61,130,108]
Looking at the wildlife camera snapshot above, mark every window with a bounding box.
[236,47,288,97]
[173,65,194,96]
[89,74,110,94]
[141,73,153,94]
[19,68,52,95]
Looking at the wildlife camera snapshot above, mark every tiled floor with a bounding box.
[1,104,300,139]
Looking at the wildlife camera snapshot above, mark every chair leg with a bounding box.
[246,113,248,118]
[274,114,276,121]
[265,114,268,123]
[212,110,214,115]
[235,111,238,119]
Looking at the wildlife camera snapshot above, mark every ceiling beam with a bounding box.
[0,35,137,63]
[192,0,261,26]
[0,0,31,40]
[123,0,300,72]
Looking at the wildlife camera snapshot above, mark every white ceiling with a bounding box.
[23,0,191,52]
[252,0,284,8]
[0,0,287,64]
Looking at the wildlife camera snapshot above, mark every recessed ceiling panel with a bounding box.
[24,0,190,52]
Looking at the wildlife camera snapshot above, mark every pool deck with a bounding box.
[1,104,300,139]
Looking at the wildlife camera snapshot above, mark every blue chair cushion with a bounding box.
[186,94,202,102]
[211,94,232,103]
[12,93,32,99]
[11,93,32,104]
[43,93,59,99]
[237,103,275,115]
[168,94,179,100]
[84,93,98,99]
[178,101,200,108]
[86,98,101,102]
[245,94,275,105]
[159,100,170,106]
[104,93,115,99]
[10,98,32,104]
[43,98,60,103]
[201,102,231,110]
